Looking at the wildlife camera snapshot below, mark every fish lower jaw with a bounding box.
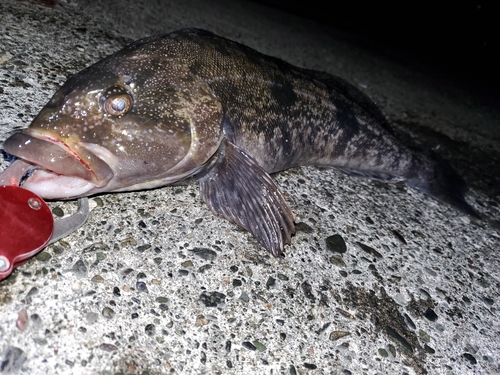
[22,170,96,199]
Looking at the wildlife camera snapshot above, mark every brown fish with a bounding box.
[2,28,478,256]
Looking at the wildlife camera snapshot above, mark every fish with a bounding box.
[2,28,478,256]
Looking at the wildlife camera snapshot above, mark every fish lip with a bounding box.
[2,130,114,188]
[21,169,96,199]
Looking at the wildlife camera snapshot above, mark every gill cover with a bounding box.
[158,77,225,183]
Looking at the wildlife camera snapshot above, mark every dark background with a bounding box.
[254,1,499,87]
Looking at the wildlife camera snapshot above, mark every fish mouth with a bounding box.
[2,131,114,198]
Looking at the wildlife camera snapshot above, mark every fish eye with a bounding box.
[105,95,132,116]
[100,85,133,116]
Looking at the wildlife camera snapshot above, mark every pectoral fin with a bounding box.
[199,140,295,256]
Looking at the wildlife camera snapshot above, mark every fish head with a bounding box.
[3,37,224,199]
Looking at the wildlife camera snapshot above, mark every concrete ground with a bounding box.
[0,0,499,374]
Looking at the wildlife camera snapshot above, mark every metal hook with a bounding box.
[49,197,90,245]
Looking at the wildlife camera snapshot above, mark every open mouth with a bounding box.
[2,131,114,199]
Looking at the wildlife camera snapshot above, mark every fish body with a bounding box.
[2,29,477,256]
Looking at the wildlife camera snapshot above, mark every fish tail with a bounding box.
[406,151,480,218]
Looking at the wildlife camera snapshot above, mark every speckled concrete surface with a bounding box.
[1,1,499,374]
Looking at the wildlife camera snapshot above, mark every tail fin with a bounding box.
[407,152,480,219]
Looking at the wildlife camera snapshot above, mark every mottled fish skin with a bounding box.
[2,28,478,256]
[189,33,412,177]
